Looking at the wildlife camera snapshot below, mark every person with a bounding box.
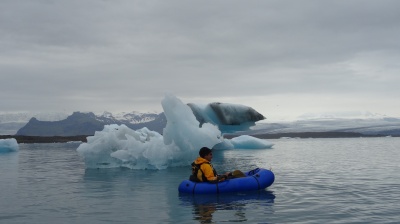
[190,147,244,183]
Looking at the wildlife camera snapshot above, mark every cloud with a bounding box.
[1,0,400,120]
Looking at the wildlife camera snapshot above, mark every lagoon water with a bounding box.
[1,137,399,223]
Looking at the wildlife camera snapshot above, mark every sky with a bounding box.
[1,0,400,121]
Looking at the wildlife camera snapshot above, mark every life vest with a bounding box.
[189,162,217,182]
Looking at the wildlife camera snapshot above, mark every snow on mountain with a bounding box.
[97,111,160,124]
[0,111,162,125]
[0,111,162,135]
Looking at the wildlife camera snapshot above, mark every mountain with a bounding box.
[15,111,166,136]
[4,110,400,137]
[100,111,161,124]
[10,102,266,136]
[0,112,69,135]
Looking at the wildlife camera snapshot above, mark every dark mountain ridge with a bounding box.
[10,110,400,139]
[16,111,166,136]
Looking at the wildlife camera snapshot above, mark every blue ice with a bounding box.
[77,94,273,169]
[0,138,19,153]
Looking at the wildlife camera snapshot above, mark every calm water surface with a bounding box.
[1,137,399,223]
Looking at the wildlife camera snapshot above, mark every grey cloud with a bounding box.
[1,0,400,118]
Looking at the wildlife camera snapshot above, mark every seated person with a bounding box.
[190,147,245,183]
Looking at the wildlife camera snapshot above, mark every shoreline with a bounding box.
[1,131,397,144]
[0,135,89,143]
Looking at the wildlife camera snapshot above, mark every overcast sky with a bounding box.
[1,0,400,121]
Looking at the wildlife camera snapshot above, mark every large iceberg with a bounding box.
[0,138,19,153]
[77,94,273,169]
[188,102,265,133]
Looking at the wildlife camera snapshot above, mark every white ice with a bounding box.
[77,94,273,169]
[0,138,19,153]
[229,135,274,149]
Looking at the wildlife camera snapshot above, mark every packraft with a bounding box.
[178,168,274,194]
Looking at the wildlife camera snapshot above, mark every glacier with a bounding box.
[0,138,19,153]
[77,94,273,169]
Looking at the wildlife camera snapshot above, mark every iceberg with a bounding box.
[188,102,265,133]
[0,138,19,153]
[77,94,273,169]
[229,135,274,149]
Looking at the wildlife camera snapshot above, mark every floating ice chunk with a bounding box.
[77,94,273,169]
[230,135,274,149]
[77,124,176,169]
[0,138,19,153]
[212,138,235,150]
[77,95,224,169]
[187,102,265,133]
[209,102,265,125]
[162,94,222,152]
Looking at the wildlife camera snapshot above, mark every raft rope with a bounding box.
[251,175,261,189]
[251,174,261,190]
[191,182,220,194]
[248,168,260,175]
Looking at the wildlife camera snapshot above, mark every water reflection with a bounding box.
[0,152,19,202]
[179,190,275,223]
[194,203,216,223]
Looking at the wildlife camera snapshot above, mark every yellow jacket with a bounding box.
[194,157,218,182]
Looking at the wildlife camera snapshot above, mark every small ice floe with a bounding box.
[0,138,19,153]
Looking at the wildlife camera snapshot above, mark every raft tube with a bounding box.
[178,168,275,194]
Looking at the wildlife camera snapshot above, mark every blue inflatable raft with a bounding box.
[178,168,275,194]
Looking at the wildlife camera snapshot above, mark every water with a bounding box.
[1,138,399,223]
